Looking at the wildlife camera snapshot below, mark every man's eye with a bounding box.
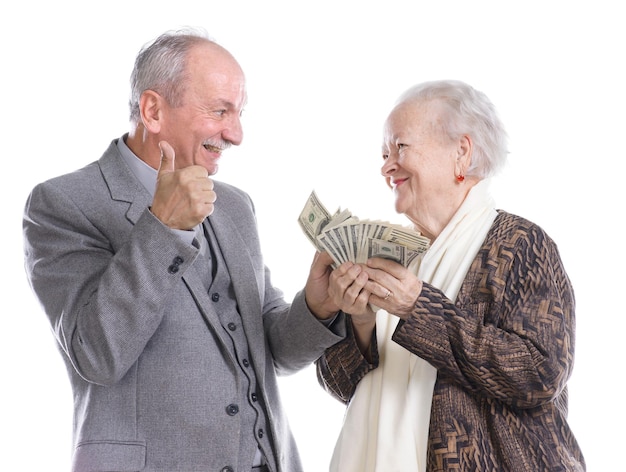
[397,143,406,149]
[382,153,389,160]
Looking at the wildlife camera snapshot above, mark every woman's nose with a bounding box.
[381,155,397,177]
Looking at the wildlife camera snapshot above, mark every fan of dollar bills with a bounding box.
[298,190,431,268]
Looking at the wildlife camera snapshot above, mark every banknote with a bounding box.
[297,190,334,250]
[298,190,430,267]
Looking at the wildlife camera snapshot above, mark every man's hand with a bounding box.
[304,251,340,320]
[150,141,217,230]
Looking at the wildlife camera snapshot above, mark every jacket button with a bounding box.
[227,322,236,331]
[211,292,220,302]
[242,359,250,367]
[226,404,239,416]
[168,256,184,274]
[220,467,234,472]
[251,392,258,402]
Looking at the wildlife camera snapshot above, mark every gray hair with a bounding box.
[395,80,508,179]
[129,27,215,124]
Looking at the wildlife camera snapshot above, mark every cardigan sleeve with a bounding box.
[316,314,379,403]
[392,213,576,409]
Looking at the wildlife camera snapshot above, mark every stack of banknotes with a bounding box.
[298,190,431,267]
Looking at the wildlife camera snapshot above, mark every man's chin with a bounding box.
[201,159,219,176]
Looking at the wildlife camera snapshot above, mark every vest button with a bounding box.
[211,292,220,302]
[226,404,239,416]
[227,322,237,331]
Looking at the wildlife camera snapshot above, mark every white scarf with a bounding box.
[330,180,498,472]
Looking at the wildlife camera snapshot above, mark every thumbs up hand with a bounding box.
[150,141,217,230]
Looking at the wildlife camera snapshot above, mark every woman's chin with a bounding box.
[393,196,408,216]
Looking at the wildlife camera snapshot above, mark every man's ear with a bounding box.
[139,90,163,133]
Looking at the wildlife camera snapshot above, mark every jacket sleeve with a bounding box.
[23,180,200,386]
[393,216,576,409]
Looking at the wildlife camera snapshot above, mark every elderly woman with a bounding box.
[316,80,585,471]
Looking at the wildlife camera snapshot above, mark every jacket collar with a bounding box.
[98,137,153,225]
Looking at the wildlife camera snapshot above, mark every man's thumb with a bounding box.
[158,141,176,175]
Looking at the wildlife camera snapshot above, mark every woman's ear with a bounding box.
[455,134,473,176]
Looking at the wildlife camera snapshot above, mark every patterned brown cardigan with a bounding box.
[316,211,585,471]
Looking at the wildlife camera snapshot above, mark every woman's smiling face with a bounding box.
[381,99,462,233]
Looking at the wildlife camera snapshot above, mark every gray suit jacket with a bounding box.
[23,139,344,472]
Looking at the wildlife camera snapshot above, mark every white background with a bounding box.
[2,1,623,470]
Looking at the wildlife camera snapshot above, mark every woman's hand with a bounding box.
[328,261,377,358]
[362,257,423,320]
[328,262,373,317]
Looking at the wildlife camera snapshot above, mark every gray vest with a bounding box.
[199,221,275,471]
